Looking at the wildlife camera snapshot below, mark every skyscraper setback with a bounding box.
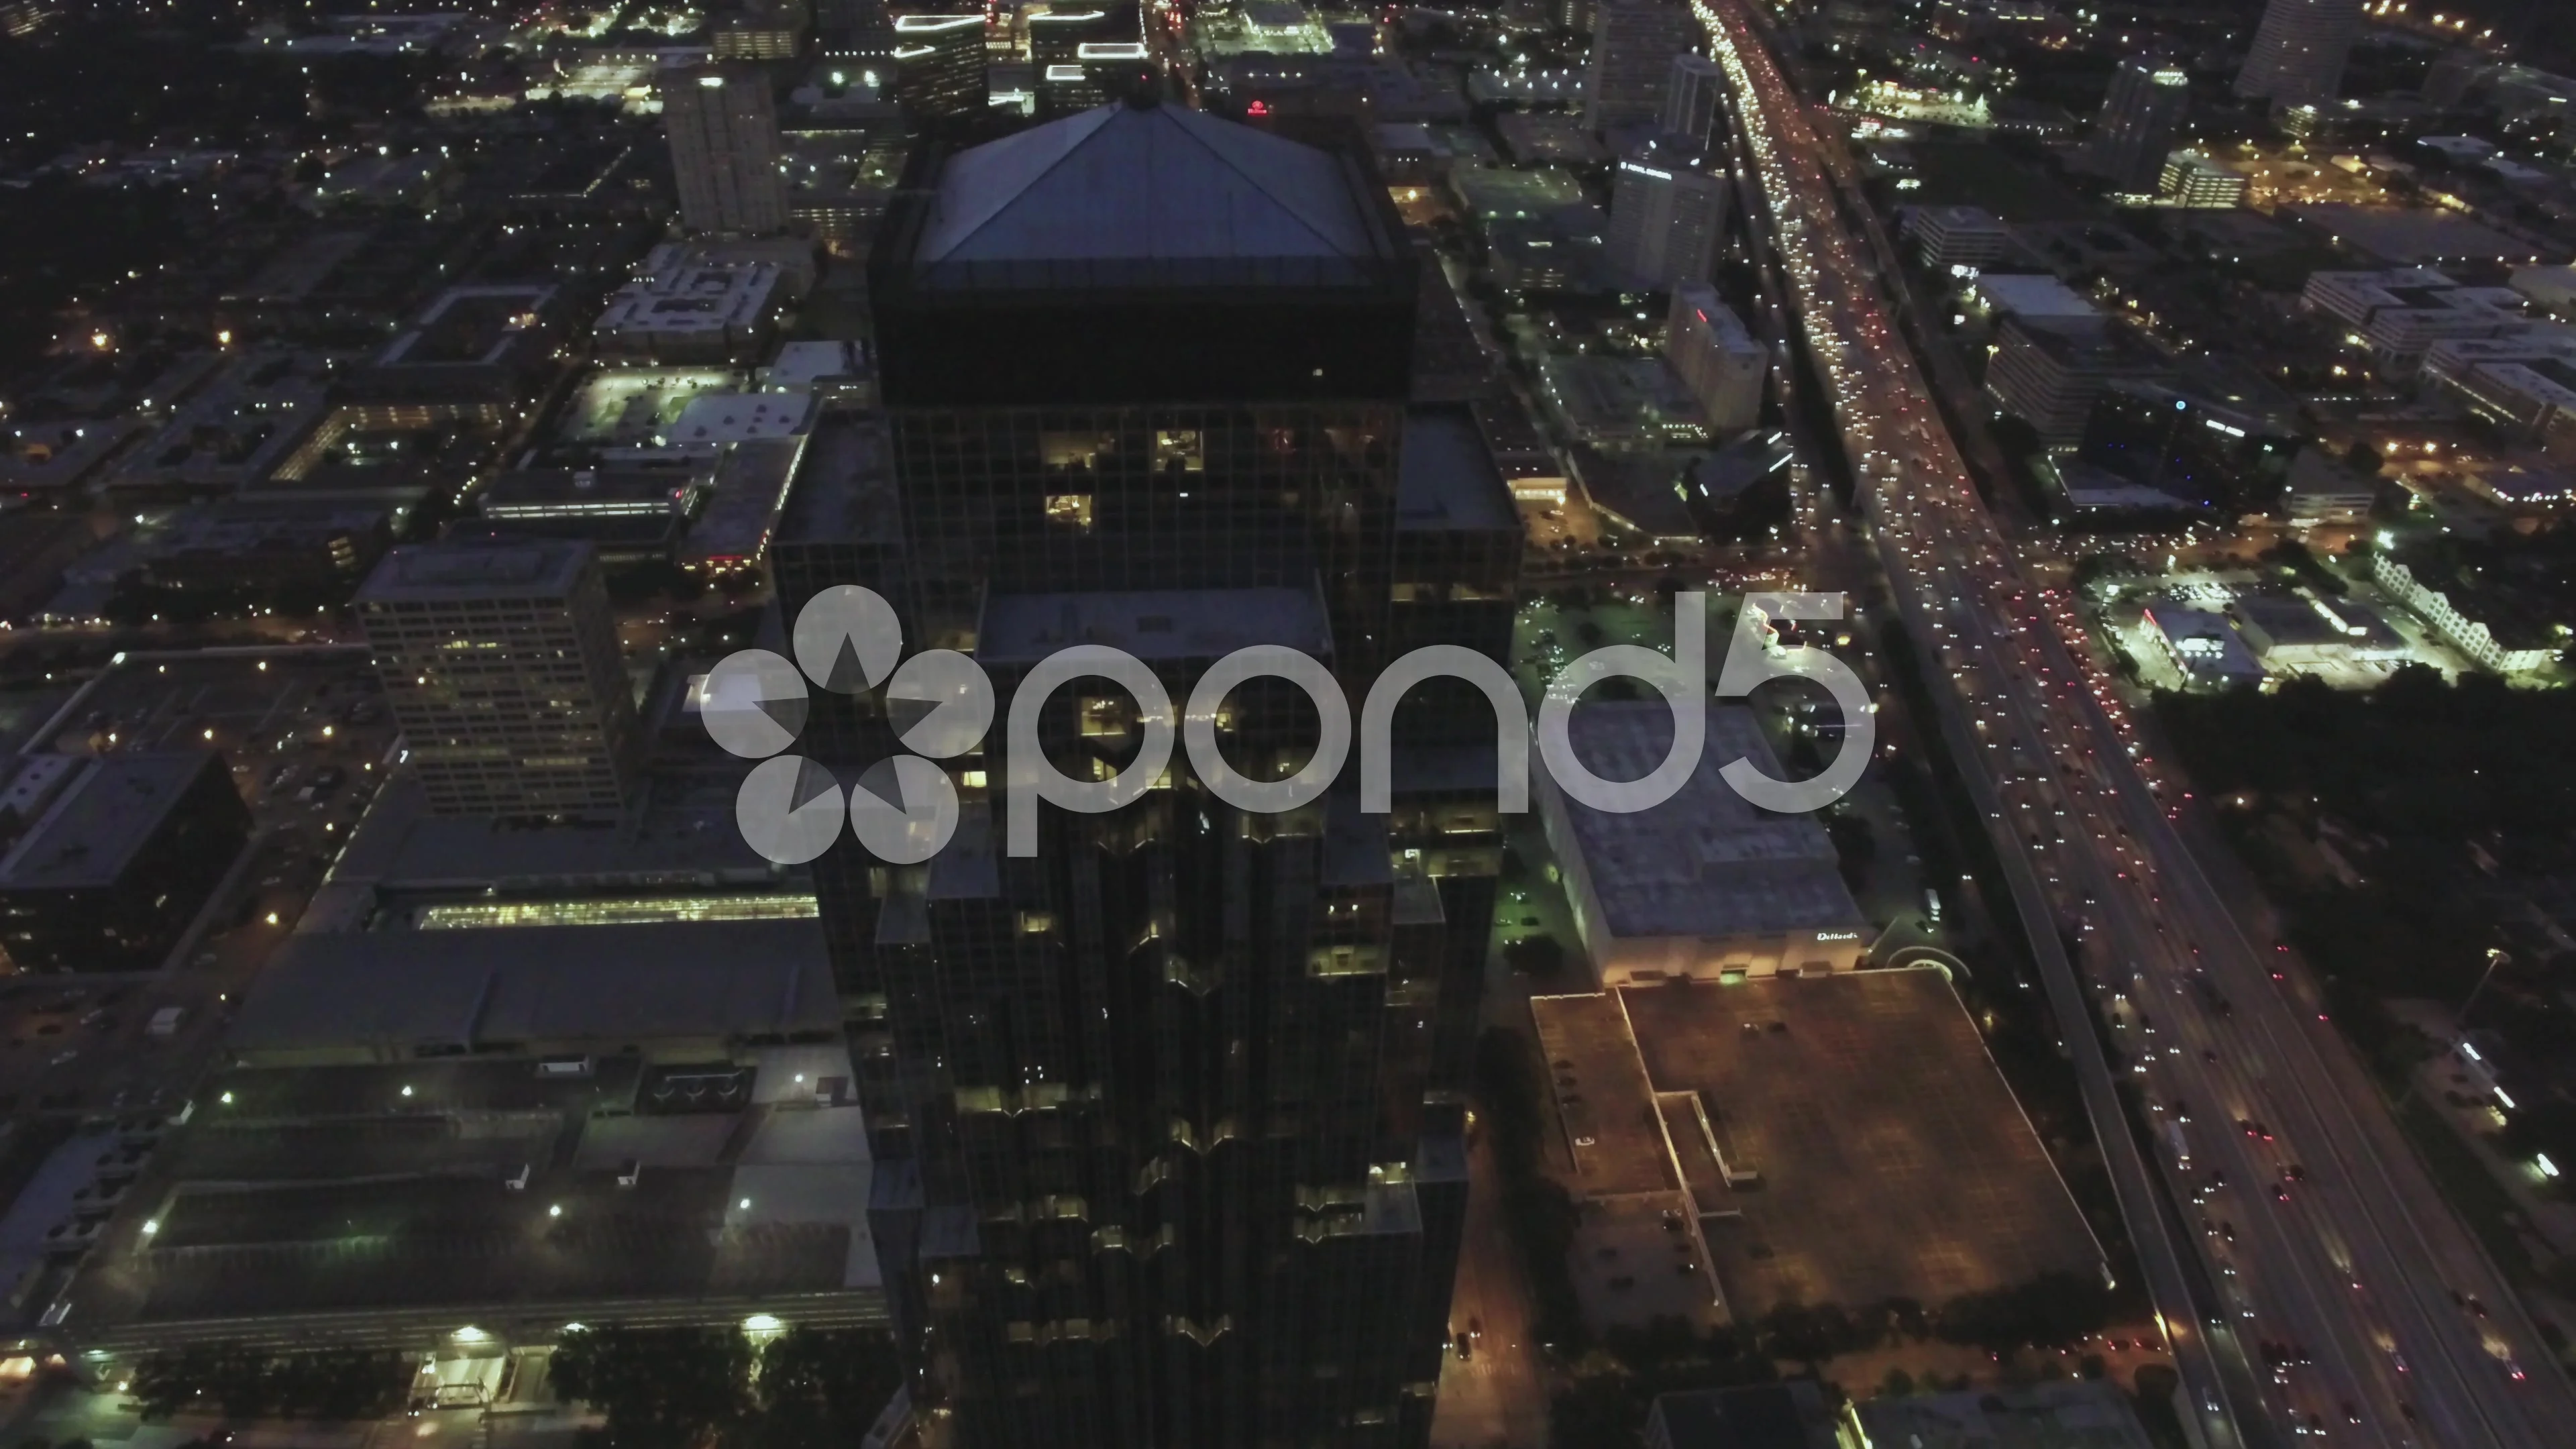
[663,64,789,235]
[2234,0,2363,105]
[771,101,1518,1448]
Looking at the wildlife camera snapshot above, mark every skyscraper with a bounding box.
[772,99,1517,1449]
[890,11,988,117]
[1585,0,1699,133]
[356,539,639,821]
[1605,150,1729,291]
[1660,52,1725,150]
[664,64,790,235]
[2093,56,2190,193]
[2234,0,2363,105]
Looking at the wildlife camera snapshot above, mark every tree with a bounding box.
[730,1330,903,1449]
[551,1328,755,1449]
[2343,440,2382,477]
[1504,933,1567,977]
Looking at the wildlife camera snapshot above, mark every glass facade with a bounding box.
[769,111,1517,1449]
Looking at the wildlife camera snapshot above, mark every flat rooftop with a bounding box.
[774,418,902,548]
[230,919,839,1057]
[1552,704,1864,943]
[356,538,591,604]
[1530,992,1674,1197]
[2289,204,2548,265]
[327,771,780,898]
[1397,408,1518,533]
[1969,272,2098,320]
[977,586,1332,663]
[64,1052,877,1335]
[1851,1382,2155,1449]
[1623,969,2100,1317]
[0,752,221,892]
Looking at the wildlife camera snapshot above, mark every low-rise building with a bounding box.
[2369,551,2559,674]
[1986,317,2171,451]
[2282,445,2380,524]
[655,390,818,455]
[1648,1383,1837,1449]
[355,283,566,405]
[761,339,873,411]
[2434,350,2576,463]
[2510,264,2576,321]
[476,464,711,559]
[2159,148,2249,208]
[2230,591,2407,670]
[1539,703,1868,986]
[2142,603,2264,686]
[1965,272,2099,327]
[2301,268,2533,374]
[140,498,396,601]
[1905,205,2011,268]
[0,751,254,972]
[104,350,332,499]
[596,241,815,363]
[1848,1383,2156,1449]
[1536,354,1711,449]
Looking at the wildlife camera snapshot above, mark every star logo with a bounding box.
[700,586,994,865]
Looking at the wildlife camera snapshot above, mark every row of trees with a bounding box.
[1550,1274,2125,1449]
[549,1326,902,1449]
[129,1347,411,1422]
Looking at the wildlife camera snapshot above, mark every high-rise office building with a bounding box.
[891,11,989,117]
[357,539,639,820]
[1585,0,1699,133]
[1667,282,1767,432]
[2234,0,2363,105]
[1660,52,1725,150]
[664,64,790,235]
[2093,56,2190,193]
[1605,151,1729,290]
[773,99,1518,1448]
[1027,3,1118,66]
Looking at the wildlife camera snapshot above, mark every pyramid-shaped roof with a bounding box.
[913,102,1383,273]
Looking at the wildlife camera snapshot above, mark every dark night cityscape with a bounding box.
[0,0,2574,1446]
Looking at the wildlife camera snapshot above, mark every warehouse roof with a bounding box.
[229,919,837,1057]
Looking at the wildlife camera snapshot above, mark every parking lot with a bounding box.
[0,649,401,1121]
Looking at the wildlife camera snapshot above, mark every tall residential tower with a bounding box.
[2234,0,2363,105]
[1585,0,1699,133]
[663,63,790,235]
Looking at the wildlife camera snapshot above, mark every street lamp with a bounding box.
[2455,947,2508,1036]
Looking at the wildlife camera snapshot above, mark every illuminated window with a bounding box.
[1041,431,1113,468]
[1152,430,1204,472]
[1018,911,1055,934]
[1078,696,1126,739]
[1044,493,1093,529]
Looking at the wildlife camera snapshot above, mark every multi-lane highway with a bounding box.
[1694,1,2576,1443]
